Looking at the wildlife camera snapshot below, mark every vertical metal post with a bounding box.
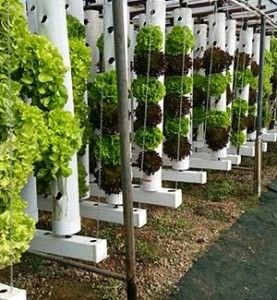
[254,15,265,196]
[112,1,137,299]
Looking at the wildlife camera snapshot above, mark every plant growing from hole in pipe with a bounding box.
[232,98,249,116]
[193,73,206,89]
[203,47,233,74]
[165,25,195,56]
[135,127,163,151]
[248,104,257,116]
[231,115,249,131]
[234,69,254,89]
[164,95,191,118]
[163,136,191,160]
[89,70,118,104]
[137,151,163,176]
[134,51,167,77]
[230,131,246,147]
[247,115,256,134]
[262,98,272,128]
[226,85,234,105]
[67,15,86,40]
[234,51,251,71]
[165,76,193,96]
[206,127,230,151]
[193,56,203,71]
[207,110,230,129]
[206,73,231,97]
[94,165,121,195]
[251,61,259,77]
[135,25,163,54]
[193,107,206,127]
[249,88,257,106]
[135,103,162,128]
[165,54,192,76]
[96,33,104,55]
[78,162,89,198]
[93,135,121,166]
[132,76,166,104]
[164,117,189,138]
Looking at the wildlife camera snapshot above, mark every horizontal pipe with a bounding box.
[28,251,127,281]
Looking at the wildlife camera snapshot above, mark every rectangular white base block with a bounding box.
[132,166,207,184]
[189,157,232,171]
[37,197,147,228]
[29,230,107,263]
[190,152,241,166]
[0,284,26,300]
[229,142,268,157]
[261,132,277,142]
[89,183,182,208]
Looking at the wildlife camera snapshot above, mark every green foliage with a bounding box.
[232,98,249,116]
[67,15,86,40]
[135,127,163,151]
[136,240,161,263]
[193,107,205,126]
[165,76,193,96]
[165,25,195,56]
[135,25,163,53]
[263,63,274,96]
[262,98,272,128]
[235,69,254,89]
[93,135,120,166]
[248,104,257,116]
[20,34,68,111]
[230,131,246,147]
[206,73,230,97]
[96,34,104,55]
[89,70,118,104]
[207,110,230,129]
[36,109,83,181]
[132,76,166,104]
[205,180,232,202]
[164,117,189,137]
[78,162,89,198]
[193,74,206,89]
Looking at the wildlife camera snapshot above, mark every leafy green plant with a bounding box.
[135,25,163,53]
[207,110,230,129]
[96,34,104,55]
[78,162,89,198]
[164,96,191,118]
[235,69,254,89]
[164,117,189,137]
[193,73,206,89]
[165,25,195,55]
[94,165,121,195]
[165,76,193,96]
[203,47,233,74]
[193,107,205,126]
[206,127,229,151]
[135,127,163,151]
[230,131,246,147]
[132,76,166,104]
[232,98,249,116]
[166,54,192,76]
[89,70,118,104]
[135,103,162,128]
[262,98,272,128]
[234,51,251,71]
[206,73,230,97]
[93,135,120,166]
[205,180,232,202]
[67,15,86,40]
[137,151,163,175]
[163,136,191,160]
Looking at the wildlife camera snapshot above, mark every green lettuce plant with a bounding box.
[232,98,249,116]
[165,76,193,96]
[164,117,189,137]
[132,76,166,104]
[206,73,231,97]
[78,162,89,198]
[193,107,205,126]
[193,74,206,89]
[67,15,86,40]
[165,25,194,55]
[135,25,163,53]
[234,69,254,89]
[230,131,246,147]
[135,127,163,151]
[137,151,163,176]
[207,110,230,129]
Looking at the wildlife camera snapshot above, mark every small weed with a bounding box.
[136,240,161,263]
[239,195,259,211]
[23,255,45,271]
[151,213,172,236]
[205,180,232,202]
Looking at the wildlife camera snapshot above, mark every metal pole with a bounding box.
[254,15,266,196]
[112,1,137,299]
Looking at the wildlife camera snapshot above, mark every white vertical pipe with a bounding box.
[170,7,193,170]
[193,24,207,146]
[103,0,115,71]
[226,19,237,93]
[36,0,81,236]
[264,36,271,51]
[208,12,227,159]
[138,14,146,27]
[66,0,90,200]
[141,0,165,191]
[21,175,38,221]
[26,0,38,33]
[85,10,102,79]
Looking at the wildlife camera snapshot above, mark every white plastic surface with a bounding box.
[0,284,26,300]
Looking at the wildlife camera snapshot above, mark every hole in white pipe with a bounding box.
[212,22,216,27]
[56,192,63,200]
[197,30,200,34]
[90,239,97,243]
[150,9,155,15]
[168,189,175,192]
[242,44,245,48]
[0,290,8,294]
[84,19,89,25]
[178,16,182,22]
[108,57,115,64]
[30,5,36,11]
[41,15,48,24]
[44,232,51,236]
[134,185,140,188]
[143,22,146,26]
[65,235,72,239]
[107,26,113,33]
[213,41,217,46]
[65,4,69,9]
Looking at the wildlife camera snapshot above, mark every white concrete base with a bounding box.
[132,166,207,184]
[269,128,277,134]
[30,230,107,263]
[229,142,268,157]
[132,185,182,208]
[261,132,277,142]
[89,183,182,209]
[37,197,147,228]
[189,157,232,171]
[190,152,241,166]
[0,284,26,300]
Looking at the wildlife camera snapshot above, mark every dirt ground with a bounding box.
[0,143,276,300]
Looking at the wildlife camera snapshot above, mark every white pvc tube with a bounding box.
[138,14,146,27]
[85,10,102,79]
[226,19,237,93]
[141,0,166,191]
[26,0,38,33]
[208,13,227,159]
[21,175,38,221]
[170,7,193,171]
[66,0,90,200]
[36,0,81,236]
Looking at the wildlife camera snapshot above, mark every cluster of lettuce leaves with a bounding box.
[0,0,82,268]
